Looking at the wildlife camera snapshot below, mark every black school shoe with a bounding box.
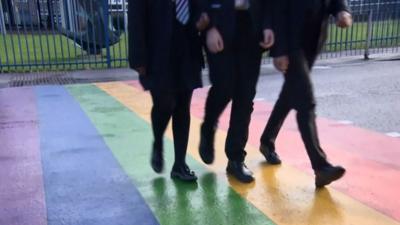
[199,124,215,164]
[315,165,346,188]
[260,144,282,165]
[150,144,164,173]
[171,164,198,182]
[226,161,254,183]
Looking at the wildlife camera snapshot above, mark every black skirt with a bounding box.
[140,19,202,92]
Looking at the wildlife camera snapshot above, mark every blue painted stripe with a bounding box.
[35,86,159,225]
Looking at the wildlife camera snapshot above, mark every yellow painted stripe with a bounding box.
[96,82,400,225]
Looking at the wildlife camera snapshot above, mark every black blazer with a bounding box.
[204,0,273,43]
[128,0,204,90]
[271,0,350,57]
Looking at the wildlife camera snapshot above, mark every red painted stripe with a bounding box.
[192,86,400,163]
[195,87,400,221]
[0,87,47,225]
[246,99,400,221]
[125,81,400,221]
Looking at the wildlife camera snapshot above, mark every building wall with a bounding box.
[12,0,40,26]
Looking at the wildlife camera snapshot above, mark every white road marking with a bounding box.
[254,98,265,101]
[386,132,400,138]
[261,64,274,69]
[337,120,354,125]
[314,65,332,69]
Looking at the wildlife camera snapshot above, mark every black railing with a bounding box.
[0,0,399,72]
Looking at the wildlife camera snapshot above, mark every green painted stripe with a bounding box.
[67,84,275,225]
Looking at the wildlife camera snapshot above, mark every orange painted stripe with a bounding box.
[97,81,400,225]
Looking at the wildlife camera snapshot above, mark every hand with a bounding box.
[336,11,352,28]
[260,29,275,49]
[196,13,210,31]
[273,56,289,74]
[135,66,146,76]
[206,27,224,53]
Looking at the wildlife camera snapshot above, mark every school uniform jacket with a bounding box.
[271,0,350,57]
[128,0,205,90]
[203,0,273,44]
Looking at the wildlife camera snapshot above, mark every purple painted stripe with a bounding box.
[0,87,47,225]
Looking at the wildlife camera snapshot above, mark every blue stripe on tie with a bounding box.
[176,0,187,15]
[176,0,189,24]
[177,9,188,21]
[181,12,189,24]
[178,9,189,23]
[176,0,185,9]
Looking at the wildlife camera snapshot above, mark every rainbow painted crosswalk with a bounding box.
[1,82,399,225]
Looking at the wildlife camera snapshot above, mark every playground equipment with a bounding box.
[60,0,121,55]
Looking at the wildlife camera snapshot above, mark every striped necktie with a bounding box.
[176,0,190,25]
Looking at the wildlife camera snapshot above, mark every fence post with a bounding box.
[364,10,373,60]
[103,0,111,68]
[124,0,128,33]
[0,0,6,34]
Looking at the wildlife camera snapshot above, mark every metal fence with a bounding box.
[322,0,400,59]
[0,0,399,73]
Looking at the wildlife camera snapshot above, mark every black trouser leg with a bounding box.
[203,87,232,131]
[204,11,261,162]
[203,49,234,132]
[288,50,330,170]
[150,91,175,150]
[260,88,291,150]
[172,90,193,166]
[296,108,329,170]
[225,13,262,161]
[261,50,330,170]
[225,76,259,161]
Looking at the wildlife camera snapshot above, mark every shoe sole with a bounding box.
[170,172,198,182]
[226,167,254,183]
[316,169,346,188]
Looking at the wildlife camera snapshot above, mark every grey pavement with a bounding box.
[0,53,399,134]
[256,53,400,134]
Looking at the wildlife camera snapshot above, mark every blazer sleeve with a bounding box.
[128,0,147,69]
[263,0,273,30]
[190,0,206,29]
[201,0,223,30]
[329,0,351,16]
[270,0,289,57]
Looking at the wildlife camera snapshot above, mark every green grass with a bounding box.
[0,32,128,72]
[325,19,400,52]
